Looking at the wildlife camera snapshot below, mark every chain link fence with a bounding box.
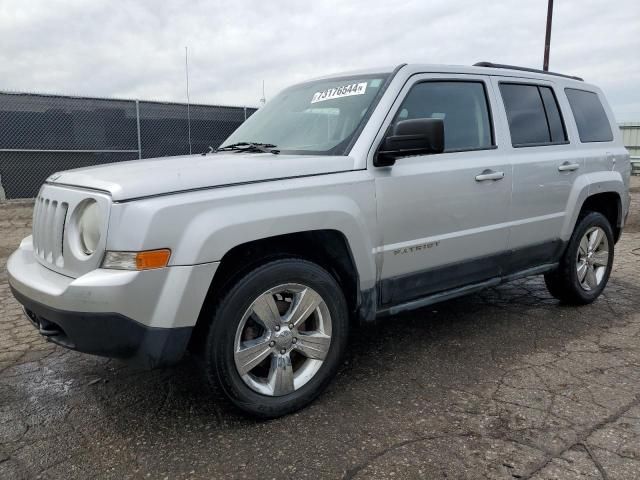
[0,91,256,199]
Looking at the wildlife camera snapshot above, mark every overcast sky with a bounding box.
[1,0,638,121]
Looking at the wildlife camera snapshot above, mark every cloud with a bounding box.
[0,0,638,121]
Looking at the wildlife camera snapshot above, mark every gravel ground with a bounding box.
[0,178,639,479]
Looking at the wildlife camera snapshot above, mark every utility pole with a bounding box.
[543,0,554,71]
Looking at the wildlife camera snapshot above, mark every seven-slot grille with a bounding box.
[32,195,69,267]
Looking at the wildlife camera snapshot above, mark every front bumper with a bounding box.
[12,287,192,368]
[7,237,218,367]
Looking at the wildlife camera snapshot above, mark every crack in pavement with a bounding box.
[580,442,609,480]
[341,433,478,480]
[521,394,640,479]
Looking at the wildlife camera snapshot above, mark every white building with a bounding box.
[620,123,640,175]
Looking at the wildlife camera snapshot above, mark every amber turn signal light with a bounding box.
[135,249,171,270]
[102,249,171,270]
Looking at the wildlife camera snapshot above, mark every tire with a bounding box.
[204,258,349,418]
[544,211,614,304]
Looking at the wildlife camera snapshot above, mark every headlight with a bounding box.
[76,199,101,255]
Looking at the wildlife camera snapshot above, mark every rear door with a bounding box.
[371,74,512,307]
[493,79,579,272]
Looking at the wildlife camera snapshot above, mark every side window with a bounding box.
[393,81,493,152]
[499,83,568,147]
[539,87,567,143]
[565,88,613,143]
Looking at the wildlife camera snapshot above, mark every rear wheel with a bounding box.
[204,258,348,418]
[544,211,614,304]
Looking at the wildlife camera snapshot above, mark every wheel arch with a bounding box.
[190,229,376,352]
[578,192,622,242]
[562,172,625,243]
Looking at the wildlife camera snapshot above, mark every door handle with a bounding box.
[558,162,580,172]
[475,169,505,181]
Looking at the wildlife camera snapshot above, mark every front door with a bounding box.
[372,74,512,307]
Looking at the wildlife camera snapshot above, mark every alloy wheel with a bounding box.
[576,226,609,291]
[233,284,332,396]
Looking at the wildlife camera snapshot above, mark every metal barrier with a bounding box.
[0,91,256,199]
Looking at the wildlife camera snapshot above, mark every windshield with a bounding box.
[220,73,390,155]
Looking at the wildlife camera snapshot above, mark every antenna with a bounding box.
[259,80,266,107]
[185,46,193,154]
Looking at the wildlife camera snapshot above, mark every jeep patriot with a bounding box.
[8,63,631,417]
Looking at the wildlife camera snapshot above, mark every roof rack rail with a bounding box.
[473,62,583,81]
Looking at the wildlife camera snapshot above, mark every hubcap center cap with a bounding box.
[273,328,293,350]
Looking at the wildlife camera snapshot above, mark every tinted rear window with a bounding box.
[565,88,613,143]
[500,84,548,145]
[499,83,567,147]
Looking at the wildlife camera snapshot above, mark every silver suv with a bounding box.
[8,63,631,417]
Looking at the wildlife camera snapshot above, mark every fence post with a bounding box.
[244,107,247,121]
[135,100,142,159]
[0,174,6,202]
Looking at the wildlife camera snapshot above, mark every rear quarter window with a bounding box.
[565,88,613,143]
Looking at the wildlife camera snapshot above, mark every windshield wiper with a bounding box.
[216,142,280,154]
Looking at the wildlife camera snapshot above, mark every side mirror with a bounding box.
[374,118,445,167]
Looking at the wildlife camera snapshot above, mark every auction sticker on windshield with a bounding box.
[311,82,368,103]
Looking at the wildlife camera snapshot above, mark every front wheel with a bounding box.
[204,258,349,418]
[544,211,614,304]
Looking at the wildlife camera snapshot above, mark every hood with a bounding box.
[46,153,356,201]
